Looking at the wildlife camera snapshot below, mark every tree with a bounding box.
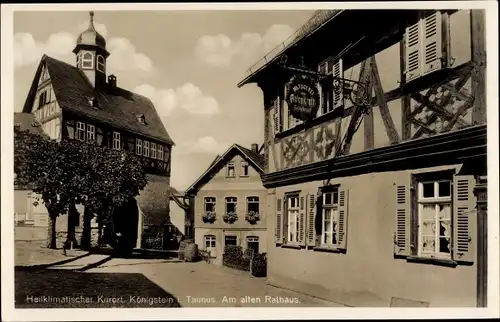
[14,126,85,249]
[77,142,148,250]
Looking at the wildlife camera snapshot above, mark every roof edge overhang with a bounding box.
[237,9,346,88]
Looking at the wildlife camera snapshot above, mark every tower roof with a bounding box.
[74,11,107,53]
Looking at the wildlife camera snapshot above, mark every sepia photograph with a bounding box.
[1,1,499,320]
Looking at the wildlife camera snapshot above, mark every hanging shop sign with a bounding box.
[286,75,320,121]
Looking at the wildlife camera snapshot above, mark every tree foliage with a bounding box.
[14,125,148,249]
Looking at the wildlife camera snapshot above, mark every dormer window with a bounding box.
[137,114,146,125]
[97,55,105,73]
[82,52,94,69]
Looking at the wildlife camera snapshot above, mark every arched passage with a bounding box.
[112,198,139,251]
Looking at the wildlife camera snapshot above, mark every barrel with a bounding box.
[184,243,199,262]
[178,239,194,261]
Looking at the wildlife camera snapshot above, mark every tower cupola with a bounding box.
[73,11,110,89]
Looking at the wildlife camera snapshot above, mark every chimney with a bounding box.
[108,75,117,89]
[251,143,259,153]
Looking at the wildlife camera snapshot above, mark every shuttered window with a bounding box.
[317,58,343,116]
[275,197,283,244]
[307,194,317,247]
[404,11,444,82]
[273,93,282,135]
[395,172,475,264]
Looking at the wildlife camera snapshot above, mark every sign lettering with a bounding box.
[285,75,320,122]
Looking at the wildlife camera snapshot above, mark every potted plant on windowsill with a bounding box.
[245,211,260,224]
[222,212,238,224]
[202,211,217,224]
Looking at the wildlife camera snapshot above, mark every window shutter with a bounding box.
[332,59,344,108]
[273,98,281,135]
[46,89,51,103]
[337,188,349,250]
[299,195,306,246]
[282,198,288,244]
[452,175,476,263]
[307,193,316,247]
[422,11,443,75]
[275,197,282,244]
[405,18,422,82]
[394,184,411,256]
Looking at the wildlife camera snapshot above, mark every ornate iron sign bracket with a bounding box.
[278,55,371,109]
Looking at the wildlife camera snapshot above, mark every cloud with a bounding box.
[14,20,153,74]
[176,136,229,155]
[134,83,220,118]
[195,24,295,68]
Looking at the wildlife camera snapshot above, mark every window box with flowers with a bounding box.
[223,212,238,224]
[245,211,260,224]
[224,197,238,224]
[202,211,217,224]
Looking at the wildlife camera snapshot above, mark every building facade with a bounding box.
[17,12,175,248]
[238,9,487,307]
[187,144,267,265]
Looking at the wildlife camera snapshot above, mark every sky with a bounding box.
[13,10,314,191]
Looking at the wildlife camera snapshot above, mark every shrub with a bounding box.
[222,245,250,271]
[251,252,267,277]
[142,236,163,250]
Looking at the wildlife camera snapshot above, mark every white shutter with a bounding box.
[422,11,443,75]
[273,97,281,135]
[299,195,306,246]
[307,194,316,247]
[337,189,349,250]
[452,175,475,263]
[332,59,343,108]
[275,197,282,244]
[405,19,422,82]
[394,184,411,256]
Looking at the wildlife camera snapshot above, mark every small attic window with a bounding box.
[137,114,147,125]
[87,96,99,108]
[82,52,94,69]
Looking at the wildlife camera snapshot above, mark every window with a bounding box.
[224,235,237,247]
[226,163,235,177]
[241,162,249,177]
[54,118,60,140]
[143,141,150,157]
[417,179,452,259]
[247,196,259,213]
[204,235,217,258]
[405,11,444,82]
[87,124,95,142]
[286,195,300,244]
[76,121,85,141]
[82,52,94,69]
[38,91,47,109]
[96,55,105,73]
[158,145,164,161]
[135,139,143,155]
[76,53,81,68]
[204,197,216,212]
[247,236,259,254]
[225,197,237,214]
[321,188,340,246]
[151,143,157,159]
[112,131,121,150]
[317,58,343,116]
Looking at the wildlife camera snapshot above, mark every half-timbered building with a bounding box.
[18,12,175,248]
[238,9,487,307]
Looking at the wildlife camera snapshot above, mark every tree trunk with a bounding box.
[46,211,57,249]
[65,203,78,249]
[80,207,92,250]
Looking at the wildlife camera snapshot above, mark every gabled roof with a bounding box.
[238,9,343,87]
[14,112,45,136]
[22,55,174,146]
[186,144,265,194]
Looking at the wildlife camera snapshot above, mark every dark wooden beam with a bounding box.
[470,10,487,125]
[400,37,411,141]
[361,59,374,150]
[474,175,488,307]
[371,56,400,144]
